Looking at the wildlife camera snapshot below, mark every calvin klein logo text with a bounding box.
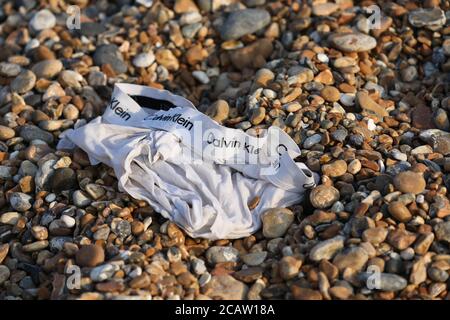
[146,113,194,131]
[108,97,131,121]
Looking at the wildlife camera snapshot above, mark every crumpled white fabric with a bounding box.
[58,83,318,239]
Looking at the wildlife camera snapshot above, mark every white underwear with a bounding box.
[57,83,318,239]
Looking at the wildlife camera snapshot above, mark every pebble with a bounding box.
[205,246,239,264]
[434,221,450,243]
[31,60,63,79]
[329,33,377,52]
[320,86,340,102]
[90,264,118,282]
[0,212,21,225]
[393,171,426,195]
[0,125,15,141]
[155,49,179,71]
[93,45,127,74]
[9,192,33,212]
[132,52,155,68]
[408,8,446,30]
[360,273,407,292]
[50,168,77,193]
[75,245,105,268]
[310,185,340,209]
[220,9,271,40]
[241,252,267,266]
[72,190,91,208]
[303,134,322,149]
[322,160,347,178]
[0,265,10,285]
[279,256,302,280]
[388,201,412,222]
[203,275,248,299]
[309,236,345,261]
[261,208,294,238]
[20,125,53,144]
[30,9,56,31]
[332,247,369,272]
[0,62,21,77]
[10,70,36,93]
[356,91,388,122]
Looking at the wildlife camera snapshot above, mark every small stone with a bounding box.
[203,275,248,299]
[0,125,15,141]
[22,240,49,252]
[0,62,21,77]
[322,160,347,178]
[433,108,450,131]
[309,236,345,261]
[155,49,179,71]
[241,252,267,266]
[73,190,91,208]
[356,91,388,122]
[31,60,63,79]
[362,227,388,245]
[332,247,369,272]
[279,256,302,280]
[0,244,9,264]
[129,274,151,289]
[220,9,271,40]
[330,33,377,52]
[401,66,418,82]
[408,8,446,31]
[0,265,10,285]
[63,104,80,120]
[414,233,434,255]
[303,134,322,149]
[249,107,266,125]
[291,286,322,300]
[347,159,361,174]
[132,52,155,68]
[75,245,105,268]
[206,246,239,265]
[310,185,340,209]
[233,267,263,283]
[434,221,450,243]
[20,125,53,144]
[58,70,84,88]
[30,9,56,31]
[409,259,427,285]
[388,201,412,223]
[261,208,295,238]
[206,100,229,123]
[85,184,105,200]
[387,229,417,250]
[93,45,127,74]
[320,86,340,102]
[312,3,339,16]
[10,70,36,93]
[43,83,66,101]
[31,226,48,240]
[9,192,33,212]
[51,168,78,192]
[90,263,118,282]
[360,273,407,291]
[393,171,426,195]
[0,212,21,225]
[428,267,449,282]
[111,219,132,239]
[174,0,199,13]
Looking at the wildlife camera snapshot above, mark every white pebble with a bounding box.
[367,119,376,131]
[317,53,329,64]
[192,71,209,84]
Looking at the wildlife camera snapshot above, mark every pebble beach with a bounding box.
[0,0,450,300]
